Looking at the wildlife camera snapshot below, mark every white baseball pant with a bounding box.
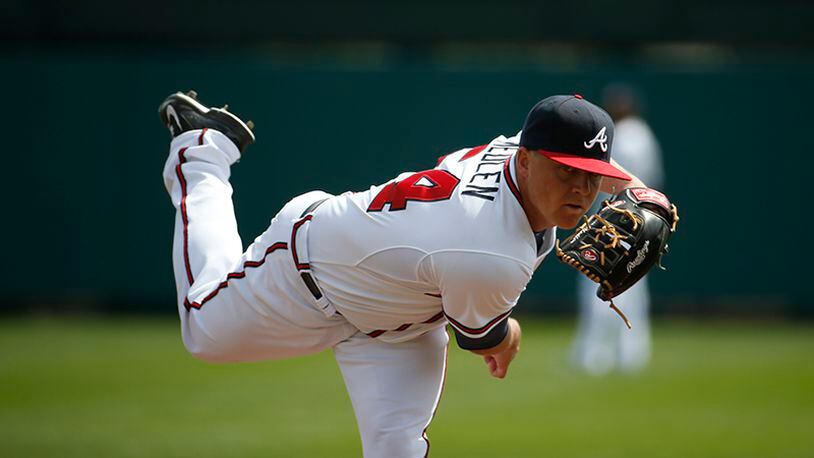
[162,128,448,457]
[572,274,652,375]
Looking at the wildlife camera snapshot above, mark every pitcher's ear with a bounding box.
[516,147,534,179]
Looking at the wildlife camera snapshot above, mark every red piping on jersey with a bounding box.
[444,309,513,336]
[184,242,289,311]
[291,214,314,270]
[365,311,445,338]
[458,144,488,162]
[504,156,523,205]
[176,128,208,286]
[435,144,487,166]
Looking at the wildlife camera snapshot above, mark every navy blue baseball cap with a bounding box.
[519,94,631,181]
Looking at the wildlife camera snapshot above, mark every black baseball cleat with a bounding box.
[158,90,256,153]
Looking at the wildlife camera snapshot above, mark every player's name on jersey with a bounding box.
[461,142,518,201]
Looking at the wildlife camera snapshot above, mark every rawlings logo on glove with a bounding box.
[626,240,650,273]
[556,188,679,328]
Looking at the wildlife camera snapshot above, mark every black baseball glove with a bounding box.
[556,188,679,327]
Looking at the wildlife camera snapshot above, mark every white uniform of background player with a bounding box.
[162,128,553,457]
[571,87,664,375]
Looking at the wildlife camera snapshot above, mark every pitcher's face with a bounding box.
[517,149,602,230]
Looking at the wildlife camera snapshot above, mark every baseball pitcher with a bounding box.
[159,92,678,457]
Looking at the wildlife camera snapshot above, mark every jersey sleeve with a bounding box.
[425,251,531,349]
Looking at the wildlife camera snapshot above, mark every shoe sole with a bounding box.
[159,92,256,143]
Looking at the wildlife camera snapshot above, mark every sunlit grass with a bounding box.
[1,317,811,457]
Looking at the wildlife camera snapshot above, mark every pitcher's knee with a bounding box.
[181,336,235,363]
[363,429,427,458]
[181,322,249,363]
[184,340,232,363]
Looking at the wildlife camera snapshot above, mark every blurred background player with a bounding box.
[571,84,665,375]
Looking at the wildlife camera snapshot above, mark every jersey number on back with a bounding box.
[367,169,460,212]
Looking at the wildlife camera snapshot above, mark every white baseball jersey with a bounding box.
[307,133,557,344]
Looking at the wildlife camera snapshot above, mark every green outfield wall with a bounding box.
[3,47,810,312]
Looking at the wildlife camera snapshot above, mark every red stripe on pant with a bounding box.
[366,311,445,338]
[423,332,449,458]
[291,214,314,270]
[176,128,208,286]
[184,242,288,311]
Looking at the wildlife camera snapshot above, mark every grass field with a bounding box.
[0,317,812,458]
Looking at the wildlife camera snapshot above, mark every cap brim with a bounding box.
[540,151,632,181]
